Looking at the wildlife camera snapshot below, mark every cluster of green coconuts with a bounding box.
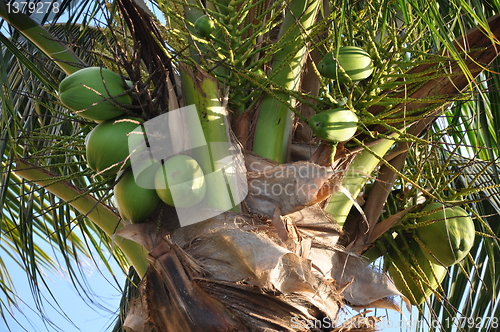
[309,47,476,305]
[57,43,374,222]
[388,203,475,305]
[59,51,473,305]
[309,46,375,143]
[193,14,368,145]
[58,67,207,224]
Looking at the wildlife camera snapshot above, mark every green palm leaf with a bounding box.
[0,4,133,328]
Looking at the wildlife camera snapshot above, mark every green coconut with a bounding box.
[114,169,160,223]
[85,117,144,176]
[154,155,206,208]
[308,108,359,142]
[388,240,447,305]
[318,46,374,83]
[416,203,475,266]
[194,15,215,38]
[252,68,267,86]
[59,67,132,121]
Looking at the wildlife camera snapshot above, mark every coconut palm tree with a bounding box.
[1,0,500,331]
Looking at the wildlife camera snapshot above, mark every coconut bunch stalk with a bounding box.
[325,136,399,228]
[14,159,149,276]
[178,0,322,163]
[179,64,244,212]
[252,0,322,163]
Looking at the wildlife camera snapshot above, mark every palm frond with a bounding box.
[0,5,133,329]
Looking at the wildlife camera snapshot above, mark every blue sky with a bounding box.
[1,243,126,332]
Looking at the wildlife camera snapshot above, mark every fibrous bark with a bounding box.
[120,154,403,332]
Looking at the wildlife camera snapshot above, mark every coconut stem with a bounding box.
[180,63,242,213]
[13,159,149,276]
[326,136,398,227]
[252,0,321,163]
[0,5,85,75]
